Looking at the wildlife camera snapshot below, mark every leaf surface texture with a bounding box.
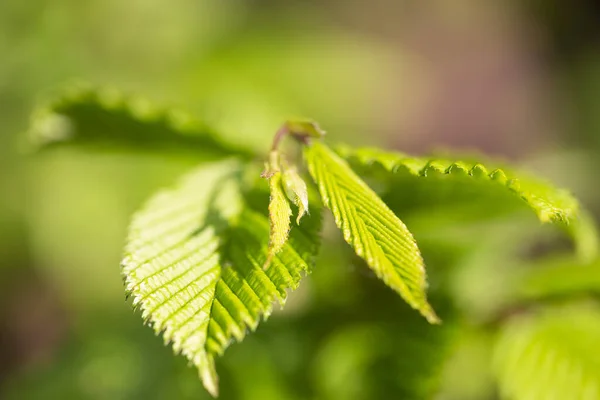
[265,171,292,268]
[304,142,438,323]
[493,306,600,400]
[122,160,321,396]
[338,146,579,225]
[28,84,251,158]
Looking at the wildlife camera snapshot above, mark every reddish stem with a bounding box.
[270,122,314,152]
[270,123,290,152]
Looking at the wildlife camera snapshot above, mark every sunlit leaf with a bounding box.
[338,146,597,260]
[282,166,309,225]
[304,141,438,323]
[264,171,292,269]
[516,256,600,301]
[27,84,252,158]
[493,306,600,400]
[122,159,322,396]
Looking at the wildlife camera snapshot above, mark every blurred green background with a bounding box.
[2,1,600,399]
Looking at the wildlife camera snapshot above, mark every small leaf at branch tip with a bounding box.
[265,171,292,267]
[282,167,310,224]
[287,119,326,140]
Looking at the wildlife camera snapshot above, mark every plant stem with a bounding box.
[269,120,325,152]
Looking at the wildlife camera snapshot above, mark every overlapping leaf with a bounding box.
[265,171,292,268]
[122,159,321,396]
[338,146,598,260]
[337,146,579,224]
[27,84,251,158]
[282,167,310,224]
[493,306,600,400]
[516,256,600,301]
[304,141,438,323]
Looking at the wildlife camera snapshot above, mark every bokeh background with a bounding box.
[2,1,600,399]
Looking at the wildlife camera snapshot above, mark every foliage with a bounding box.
[26,84,600,399]
[264,170,293,269]
[494,305,600,400]
[27,84,251,159]
[121,160,322,396]
[337,146,578,225]
[304,142,438,323]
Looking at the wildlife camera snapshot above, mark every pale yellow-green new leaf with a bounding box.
[282,167,309,224]
[304,141,439,323]
[122,159,322,397]
[265,171,292,269]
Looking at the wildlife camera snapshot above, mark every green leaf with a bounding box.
[27,84,252,158]
[338,146,597,260]
[516,255,600,301]
[282,166,309,224]
[286,119,326,139]
[337,146,579,225]
[569,209,600,263]
[122,159,322,396]
[304,141,439,323]
[493,306,600,400]
[265,171,292,269]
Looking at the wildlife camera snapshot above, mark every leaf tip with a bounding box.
[416,293,441,324]
[423,308,442,325]
[200,356,220,398]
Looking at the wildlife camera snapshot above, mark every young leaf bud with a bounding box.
[287,119,326,142]
[282,167,309,224]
